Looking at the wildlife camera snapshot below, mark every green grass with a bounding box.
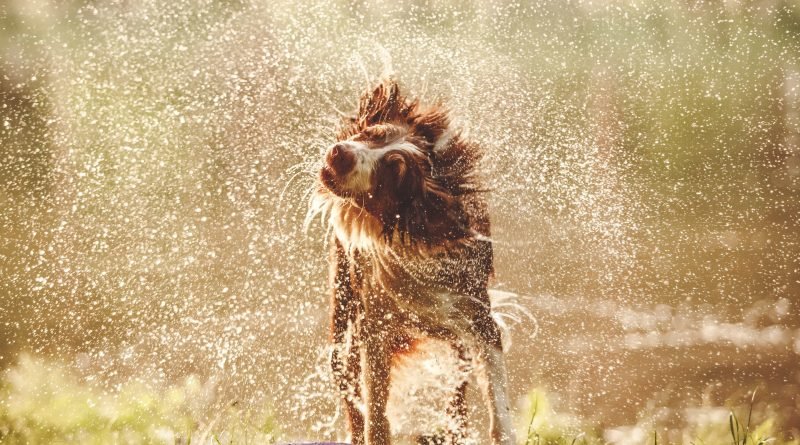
[1,356,797,445]
[518,388,799,445]
[0,355,277,445]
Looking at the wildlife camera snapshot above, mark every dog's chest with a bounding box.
[355,252,481,334]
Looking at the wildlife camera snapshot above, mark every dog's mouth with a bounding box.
[319,166,353,199]
[319,165,336,191]
[320,167,378,215]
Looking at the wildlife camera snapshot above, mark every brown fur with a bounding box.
[334,81,487,246]
[310,80,514,445]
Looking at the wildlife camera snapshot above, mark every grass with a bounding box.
[0,356,798,444]
[519,388,799,445]
[0,354,277,445]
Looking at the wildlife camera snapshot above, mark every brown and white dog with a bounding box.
[307,80,516,445]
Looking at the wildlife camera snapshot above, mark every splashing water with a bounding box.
[2,0,799,442]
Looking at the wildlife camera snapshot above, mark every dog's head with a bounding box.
[320,123,427,204]
[312,81,483,248]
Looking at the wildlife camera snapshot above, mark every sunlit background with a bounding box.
[1,0,799,443]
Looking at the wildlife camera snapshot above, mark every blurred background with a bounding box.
[1,0,799,443]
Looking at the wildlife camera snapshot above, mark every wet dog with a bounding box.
[307,80,516,445]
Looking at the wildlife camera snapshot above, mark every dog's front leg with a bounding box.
[477,343,515,445]
[331,333,365,445]
[473,315,516,445]
[330,240,366,444]
[362,328,391,445]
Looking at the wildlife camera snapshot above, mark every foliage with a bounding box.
[519,388,799,445]
[1,357,798,444]
[0,355,277,445]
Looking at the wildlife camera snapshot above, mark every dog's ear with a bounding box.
[383,152,407,183]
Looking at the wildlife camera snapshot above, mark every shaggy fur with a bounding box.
[308,80,515,445]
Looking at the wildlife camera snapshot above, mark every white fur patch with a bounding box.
[330,201,383,252]
[304,190,385,253]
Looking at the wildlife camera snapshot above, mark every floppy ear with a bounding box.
[383,152,407,183]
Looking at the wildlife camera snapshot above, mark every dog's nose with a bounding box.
[326,143,356,176]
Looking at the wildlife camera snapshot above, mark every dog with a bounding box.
[307,80,516,445]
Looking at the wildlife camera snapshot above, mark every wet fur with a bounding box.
[309,81,515,445]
